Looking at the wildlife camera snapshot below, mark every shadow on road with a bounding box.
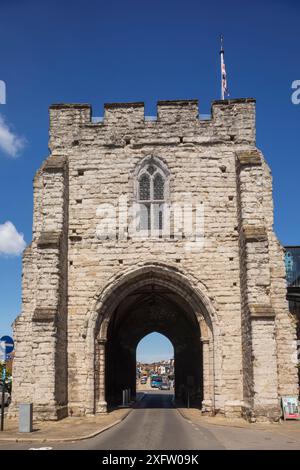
[135,391,175,409]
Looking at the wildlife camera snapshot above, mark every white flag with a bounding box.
[220,36,229,100]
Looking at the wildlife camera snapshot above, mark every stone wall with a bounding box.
[10,98,298,421]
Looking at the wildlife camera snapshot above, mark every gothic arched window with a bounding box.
[136,158,169,234]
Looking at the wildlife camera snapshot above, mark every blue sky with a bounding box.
[137,333,173,364]
[0,0,299,360]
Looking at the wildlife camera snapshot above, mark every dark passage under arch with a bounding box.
[104,282,203,407]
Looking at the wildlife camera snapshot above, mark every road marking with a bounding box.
[28,447,53,450]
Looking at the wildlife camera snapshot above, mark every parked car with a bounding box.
[140,377,147,384]
[0,384,11,407]
[159,381,171,390]
[151,375,162,388]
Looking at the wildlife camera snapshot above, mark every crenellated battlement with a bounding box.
[49,97,255,123]
[49,98,256,149]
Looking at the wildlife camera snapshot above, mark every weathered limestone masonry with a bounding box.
[10,98,298,422]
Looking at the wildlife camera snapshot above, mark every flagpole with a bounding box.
[220,35,224,100]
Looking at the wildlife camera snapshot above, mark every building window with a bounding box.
[154,174,164,200]
[139,174,150,201]
[285,247,300,287]
[136,158,169,235]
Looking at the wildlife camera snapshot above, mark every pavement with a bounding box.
[177,407,300,445]
[0,407,132,442]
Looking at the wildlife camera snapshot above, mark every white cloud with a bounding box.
[0,221,26,256]
[0,114,26,158]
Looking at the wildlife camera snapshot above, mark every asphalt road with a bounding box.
[68,391,225,450]
[54,391,224,450]
[0,391,300,450]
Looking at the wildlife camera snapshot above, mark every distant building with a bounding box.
[285,247,300,316]
[6,352,14,374]
[285,246,300,391]
[285,247,300,288]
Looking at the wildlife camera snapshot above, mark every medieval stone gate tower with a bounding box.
[11,98,298,421]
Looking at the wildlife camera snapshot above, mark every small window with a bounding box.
[139,174,150,201]
[154,173,164,200]
[136,158,169,235]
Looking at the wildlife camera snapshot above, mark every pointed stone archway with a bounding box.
[85,263,220,414]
